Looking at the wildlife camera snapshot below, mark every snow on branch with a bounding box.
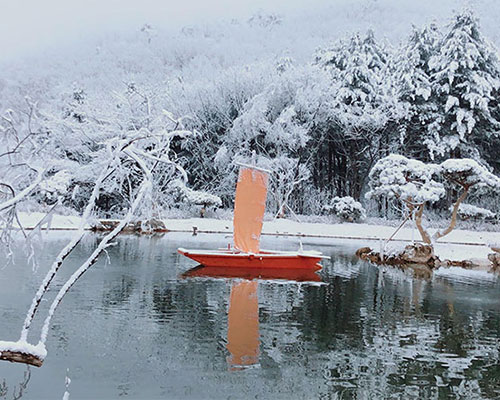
[1,108,193,366]
[0,167,48,213]
[439,158,500,189]
[366,154,445,205]
[453,203,496,220]
[170,179,222,208]
[39,177,151,345]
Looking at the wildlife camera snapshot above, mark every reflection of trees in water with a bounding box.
[283,256,500,398]
[141,249,500,398]
[0,366,30,399]
[46,236,500,398]
[98,237,171,310]
[101,275,138,308]
[151,280,228,349]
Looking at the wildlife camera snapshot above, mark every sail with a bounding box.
[233,166,269,253]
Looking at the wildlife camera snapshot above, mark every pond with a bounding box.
[1,232,500,399]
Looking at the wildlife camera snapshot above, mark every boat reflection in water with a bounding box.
[182,265,321,370]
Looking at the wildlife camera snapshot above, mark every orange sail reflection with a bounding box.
[182,266,322,370]
[233,167,269,253]
[227,281,259,370]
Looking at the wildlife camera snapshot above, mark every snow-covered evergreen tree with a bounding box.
[427,10,500,166]
[315,29,389,125]
[392,23,441,159]
[312,30,395,199]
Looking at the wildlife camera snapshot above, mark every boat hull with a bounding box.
[178,248,323,270]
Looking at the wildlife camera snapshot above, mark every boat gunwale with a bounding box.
[178,247,330,260]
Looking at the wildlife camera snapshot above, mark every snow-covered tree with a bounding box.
[169,179,222,217]
[366,154,445,243]
[434,158,500,240]
[315,30,388,112]
[265,156,311,218]
[167,64,273,202]
[0,99,56,259]
[312,30,396,199]
[0,109,194,366]
[392,23,441,159]
[367,154,500,246]
[215,64,313,210]
[426,10,500,164]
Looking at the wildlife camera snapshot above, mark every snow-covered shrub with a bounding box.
[452,203,496,220]
[169,179,222,217]
[323,196,366,222]
[38,170,72,204]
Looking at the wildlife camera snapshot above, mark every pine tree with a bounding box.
[315,30,387,113]
[312,31,393,199]
[392,23,441,160]
[427,10,500,168]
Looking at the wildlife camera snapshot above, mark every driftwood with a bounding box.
[0,351,43,367]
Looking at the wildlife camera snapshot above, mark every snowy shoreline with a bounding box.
[13,212,499,262]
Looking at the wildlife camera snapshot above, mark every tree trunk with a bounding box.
[414,204,432,244]
[433,187,469,242]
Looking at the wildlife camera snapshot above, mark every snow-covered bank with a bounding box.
[13,212,85,230]
[163,217,499,262]
[12,212,498,263]
[165,218,497,245]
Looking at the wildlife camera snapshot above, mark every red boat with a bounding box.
[178,248,324,270]
[178,163,329,270]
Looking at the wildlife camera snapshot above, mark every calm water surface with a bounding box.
[1,232,500,399]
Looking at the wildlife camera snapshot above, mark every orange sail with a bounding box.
[233,166,269,253]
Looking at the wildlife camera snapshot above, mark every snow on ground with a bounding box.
[12,213,499,262]
[14,212,84,230]
[167,217,499,262]
[163,217,498,244]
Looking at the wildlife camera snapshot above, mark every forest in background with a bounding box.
[1,5,500,221]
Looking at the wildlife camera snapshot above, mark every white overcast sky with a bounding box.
[0,0,330,60]
[1,0,496,62]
